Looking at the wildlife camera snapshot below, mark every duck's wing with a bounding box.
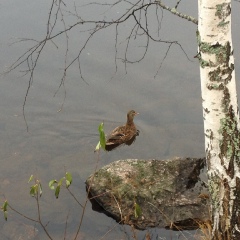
[124,128,140,145]
[106,128,125,144]
[105,126,126,151]
[105,125,139,151]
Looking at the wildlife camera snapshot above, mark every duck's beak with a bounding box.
[135,112,139,115]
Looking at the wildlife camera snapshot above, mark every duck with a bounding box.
[105,110,139,151]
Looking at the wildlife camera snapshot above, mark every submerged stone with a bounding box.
[3,221,38,240]
[86,157,209,230]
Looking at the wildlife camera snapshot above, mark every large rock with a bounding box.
[86,157,209,230]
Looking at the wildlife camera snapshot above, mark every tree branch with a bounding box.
[155,0,198,25]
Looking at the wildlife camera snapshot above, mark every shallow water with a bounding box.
[0,0,240,239]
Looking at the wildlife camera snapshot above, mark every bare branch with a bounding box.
[4,0,197,129]
[155,0,198,25]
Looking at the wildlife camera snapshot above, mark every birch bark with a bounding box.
[198,0,240,238]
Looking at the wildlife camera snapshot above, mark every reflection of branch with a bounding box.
[54,4,69,113]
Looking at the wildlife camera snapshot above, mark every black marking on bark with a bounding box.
[204,108,210,113]
[231,177,240,238]
[222,87,231,113]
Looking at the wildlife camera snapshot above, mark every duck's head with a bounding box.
[127,110,139,121]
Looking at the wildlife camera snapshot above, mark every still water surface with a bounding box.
[0,1,240,239]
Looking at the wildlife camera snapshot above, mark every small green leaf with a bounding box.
[49,180,57,190]
[1,201,8,221]
[134,202,142,218]
[65,172,72,188]
[66,180,70,187]
[55,185,61,198]
[28,175,34,183]
[39,183,43,197]
[30,184,38,197]
[2,200,8,212]
[95,141,101,151]
[98,122,106,150]
[4,211,7,221]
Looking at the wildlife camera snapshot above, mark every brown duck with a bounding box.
[105,110,139,151]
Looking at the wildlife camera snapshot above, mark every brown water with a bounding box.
[0,0,240,239]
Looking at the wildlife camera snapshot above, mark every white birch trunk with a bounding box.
[198,0,240,238]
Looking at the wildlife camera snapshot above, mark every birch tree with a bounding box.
[198,0,240,239]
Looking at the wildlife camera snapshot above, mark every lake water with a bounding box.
[0,1,240,239]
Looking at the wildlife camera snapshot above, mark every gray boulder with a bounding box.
[86,157,209,230]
